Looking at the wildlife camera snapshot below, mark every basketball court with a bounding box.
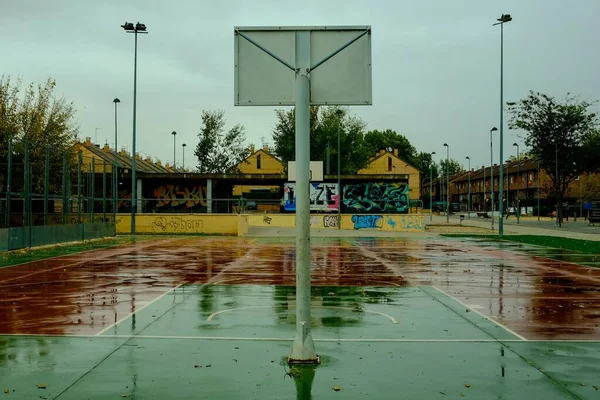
[1,235,599,398]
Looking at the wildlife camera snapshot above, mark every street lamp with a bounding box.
[335,109,344,230]
[113,98,120,222]
[537,158,541,221]
[494,13,512,236]
[465,156,471,218]
[513,142,520,224]
[430,151,436,221]
[172,131,177,171]
[121,21,148,235]
[483,164,486,212]
[182,143,187,170]
[490,127,498,230]
[443,143,449,223]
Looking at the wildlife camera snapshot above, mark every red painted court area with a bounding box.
[0,236,599,340]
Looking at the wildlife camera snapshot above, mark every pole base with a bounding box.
[288,321,319,365]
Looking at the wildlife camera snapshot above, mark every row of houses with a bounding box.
[423,158,594,214]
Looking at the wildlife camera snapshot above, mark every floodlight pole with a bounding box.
[490,127,498,230]
[443,144,449,223]
[289,31,318,364]
[429,152,435,221]
[513,143,520,223]
[466,156,470,218]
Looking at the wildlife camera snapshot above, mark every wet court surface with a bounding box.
[1,236,600,398]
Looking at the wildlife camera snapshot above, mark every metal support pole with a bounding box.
[77,152,82,224]
[555,140,559,226]
[44,146,50,225]
[429,162,433,221]
[103,160,107,222]
[289,30,317,364]
[326,140,330,175]
[538,157,542,222]
[498,23,505,236]
[443,144,449,223]
[337,122,341,230]
[131,30,138,235]
[62,152,67,224]
[467,157,471,218]
[6,137,12,228]
[91,158,95,223]
[516,147,520,224]
[114,99,119,223]
[24,141,31,247]
[483,166,486,212]
[490,131,495,231]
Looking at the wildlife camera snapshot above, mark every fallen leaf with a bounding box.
[328,292,335,296]
[206,364,211,368]
[3,389,8,394]
[194,365,200,368]
[121,395,127,398]
[593,385,598,391]
[36,384,46,389]
[464,384,471,388]
[333,386,342,392]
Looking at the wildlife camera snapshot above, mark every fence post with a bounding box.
[24,141,31,247]
[91,158,95,223]
[77,152,82,224]
[44,145,50,225]
[5,136,12,228]
[62,152,67,224]
[103,160,106,222]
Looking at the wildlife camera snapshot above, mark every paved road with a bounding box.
[427,213,600,241]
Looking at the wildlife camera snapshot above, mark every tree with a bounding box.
[413,151,437,181]
[194,110,248,173]
[271,106,370,174]
[507,91,600,224]
[362,129,417,165]
[438,158,463,178]
[507,150,534,162]
[0,75,78,195]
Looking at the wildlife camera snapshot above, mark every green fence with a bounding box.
[1,222,115,252]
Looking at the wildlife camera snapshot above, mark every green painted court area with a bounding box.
[1,236,600,399]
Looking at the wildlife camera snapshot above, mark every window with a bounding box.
[257,154,262,169]
[387,157,392,171]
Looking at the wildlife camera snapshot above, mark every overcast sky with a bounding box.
[1,0,598,171]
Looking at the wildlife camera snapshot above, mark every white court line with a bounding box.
[95,284,183,336]
[466,304,484,309]
[2,333,600,343]
[431,286,528,341]
[207,305,398,324]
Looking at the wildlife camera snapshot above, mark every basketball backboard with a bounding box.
[234,26,372,106]
[287,161,323,182]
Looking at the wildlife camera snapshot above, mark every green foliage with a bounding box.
[362,129,417,164]
[507,92,599,221]
[271,106,370,174]
[438,158,463,178]
[194,110,248,173]
[0,75,78,194]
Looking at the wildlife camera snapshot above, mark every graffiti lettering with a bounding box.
[152,216,203,233]
[263,216,272,225]
[284,183,339,212]
[387,217,396,229]
[153,185,207,209]
[323,215,339,228]
[344,183,409,214]
[351,215,383,230]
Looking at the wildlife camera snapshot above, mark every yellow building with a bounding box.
[232,144,284,196]
[357,148,421,199]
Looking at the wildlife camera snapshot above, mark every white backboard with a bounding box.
[234,26,372,106]
[288,161,324,182]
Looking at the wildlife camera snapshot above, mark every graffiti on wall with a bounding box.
[323,215,339,228]
[152,216,203,233]
[153,184,207,209]
[343,183,409,214]
[284,183,339,212]
[351,215,383,230]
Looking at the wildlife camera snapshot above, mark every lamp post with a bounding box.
[465,156,470,218]
[513,143,520,223]
[490,127,498,230]
[538,157,542,222]
[555,137,560,226]
[335,109,344,230]
[483,165,486,212]
[172,131,177,171]
[443,143,449,223]
[113,98,120,222]
[430,151,436,221]
[493,13,512,237]
[121,21,148,235]
[182,143,187,170]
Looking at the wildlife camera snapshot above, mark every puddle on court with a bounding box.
[0,236,599,340]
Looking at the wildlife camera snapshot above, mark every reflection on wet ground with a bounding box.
[0,236,599,340]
